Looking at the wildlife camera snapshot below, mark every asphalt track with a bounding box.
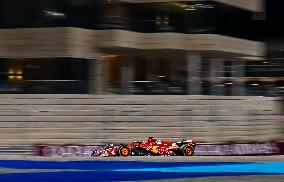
[0,156,283,181]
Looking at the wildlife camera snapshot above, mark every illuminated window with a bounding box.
[8,70,23,80]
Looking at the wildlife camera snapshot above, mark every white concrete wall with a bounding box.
[0,95,282,145]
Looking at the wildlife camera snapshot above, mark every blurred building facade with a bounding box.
[1,0,280,96]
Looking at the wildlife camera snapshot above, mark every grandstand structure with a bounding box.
[0,0,270,96]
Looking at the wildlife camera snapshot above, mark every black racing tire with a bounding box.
[180,145,194,156]
[91,150,97,157]
[117,145,130,157]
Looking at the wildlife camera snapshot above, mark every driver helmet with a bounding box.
[156,140,162,144]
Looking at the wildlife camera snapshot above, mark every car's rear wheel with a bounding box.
[117,145,130,157]
[180,145,194,156]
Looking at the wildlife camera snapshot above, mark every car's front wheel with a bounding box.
[91,150,97,157]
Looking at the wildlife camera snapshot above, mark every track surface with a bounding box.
[0,156,283,181]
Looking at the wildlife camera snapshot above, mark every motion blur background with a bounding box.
[0,0,283,155]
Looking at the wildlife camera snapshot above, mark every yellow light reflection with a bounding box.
[16,76,23,80]
[8,76,15,80]
[102,54,118,58]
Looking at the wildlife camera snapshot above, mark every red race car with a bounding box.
[91,137,196,157]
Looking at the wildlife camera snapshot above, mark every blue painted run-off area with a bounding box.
[0,160,283,181]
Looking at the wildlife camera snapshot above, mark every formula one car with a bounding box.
[91,137,196,157]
